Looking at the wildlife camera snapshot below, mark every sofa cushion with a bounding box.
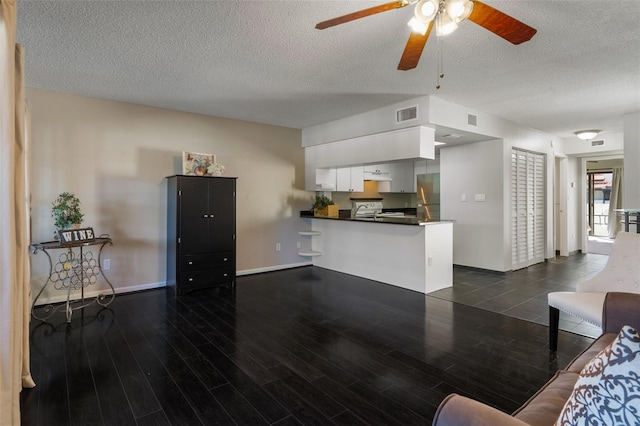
[555,325,640,426]
[513,370,579,426]
[565,333,617,374]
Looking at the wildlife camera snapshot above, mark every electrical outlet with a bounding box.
[276,243,281,252]
[297,241,301,249]
[103,259,111,270]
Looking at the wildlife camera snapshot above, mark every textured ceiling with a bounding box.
[16,1,640,138]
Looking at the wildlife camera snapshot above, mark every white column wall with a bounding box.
[624,112,640,208]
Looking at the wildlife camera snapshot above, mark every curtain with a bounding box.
[607,166,623,238]
[1,0,36,424]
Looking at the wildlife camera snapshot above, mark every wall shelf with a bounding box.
[298,250,323,257]
[298,231,321,236]
[298,230,322,256]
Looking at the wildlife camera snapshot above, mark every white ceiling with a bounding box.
[16,1,640,138]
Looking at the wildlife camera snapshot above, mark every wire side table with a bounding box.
[30,237,115,323]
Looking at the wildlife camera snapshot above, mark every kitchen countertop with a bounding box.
[300,211,452,226]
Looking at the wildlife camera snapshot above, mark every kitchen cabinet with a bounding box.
[315,168,337,191]
[363,164,390,174]
[379,161,415,193]
[336,166,364,192]
[167,175,236,296]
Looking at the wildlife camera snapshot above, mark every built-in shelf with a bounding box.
[297,250,323,257]
[298,230,322,257]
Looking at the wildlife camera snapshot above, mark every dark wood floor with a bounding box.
[22,266,594,425]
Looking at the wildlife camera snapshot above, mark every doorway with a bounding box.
[581,156,624,254]
[586,169,612,237]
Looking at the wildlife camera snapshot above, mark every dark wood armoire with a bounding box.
[166,175,236,296]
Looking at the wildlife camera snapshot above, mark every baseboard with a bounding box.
[33,263,313,306]
[453,264,508,275]
[237,261,312,276]
[34,281,166,306]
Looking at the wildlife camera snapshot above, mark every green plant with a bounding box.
[51,192,84,229]
[311,195,335,212]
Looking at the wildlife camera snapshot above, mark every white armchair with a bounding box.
[547,231,640,351]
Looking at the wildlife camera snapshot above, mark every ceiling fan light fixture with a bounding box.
[414,0,438,23]
[445,0,473,22]
[435,11,458,36]
[407,17,429,35]
[574,130,601,140]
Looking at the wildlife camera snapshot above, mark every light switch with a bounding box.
[475,193,486,202]
[461,194,467,202]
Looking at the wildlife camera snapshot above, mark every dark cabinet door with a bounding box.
[208,178,236,253]
[179,177,211,254]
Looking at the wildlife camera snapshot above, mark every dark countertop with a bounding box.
[300,211,452,226]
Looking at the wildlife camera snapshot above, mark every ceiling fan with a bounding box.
[316,0,537,71]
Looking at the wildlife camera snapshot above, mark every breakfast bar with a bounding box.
[300,215,453,294]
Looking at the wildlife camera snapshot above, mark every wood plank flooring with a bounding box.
[22,266,594,425]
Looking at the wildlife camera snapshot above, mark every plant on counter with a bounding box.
[51,192,84,230]
[311,195,334,213]
[311,195,339,217]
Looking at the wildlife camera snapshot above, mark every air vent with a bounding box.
[591,139,605,147]
[396,106,418,123]
[467,114,477,126]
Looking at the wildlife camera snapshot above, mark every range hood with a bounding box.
[363,171,392,182]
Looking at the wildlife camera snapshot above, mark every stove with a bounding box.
[351,201,405,218]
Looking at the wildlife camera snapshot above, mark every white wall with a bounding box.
[302,97,432,147]
[566,156,581,253]
[624,112,640,208]
[427,97,560,270]
[440,140,505,271]
[28,89,310,303]
[558,131,623,156]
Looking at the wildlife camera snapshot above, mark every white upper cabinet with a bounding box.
[315,168,337,191]
[336,166,364,192]
[363,164,390,174]
[379,161,415,193]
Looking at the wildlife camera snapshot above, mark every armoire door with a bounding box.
[207,178,236,252]
[512,149,545,270]
[179,177,211,254]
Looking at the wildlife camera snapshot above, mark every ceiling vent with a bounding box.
[591,139,605,147]
[396,106,418,123]
[467,114,478,126]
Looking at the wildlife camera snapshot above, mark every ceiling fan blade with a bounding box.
[316,0,409,30]
[398,22,433,71]
[468,1,537,45]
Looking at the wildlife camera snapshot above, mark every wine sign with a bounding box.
[57,227,96,244]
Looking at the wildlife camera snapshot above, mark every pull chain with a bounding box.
[436,36,444,89]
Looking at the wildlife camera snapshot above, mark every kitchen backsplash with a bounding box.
[331,181,416,209]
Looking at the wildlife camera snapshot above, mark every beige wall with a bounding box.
[28,89,311,302]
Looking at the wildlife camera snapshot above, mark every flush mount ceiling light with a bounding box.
[574,130,601,140]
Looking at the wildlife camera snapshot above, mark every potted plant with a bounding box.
[311,195,338,217]
[51,192,84,230]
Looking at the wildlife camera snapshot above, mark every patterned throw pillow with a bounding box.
[555,325,640,426]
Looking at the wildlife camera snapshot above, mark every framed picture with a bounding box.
[182,151,215,176]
